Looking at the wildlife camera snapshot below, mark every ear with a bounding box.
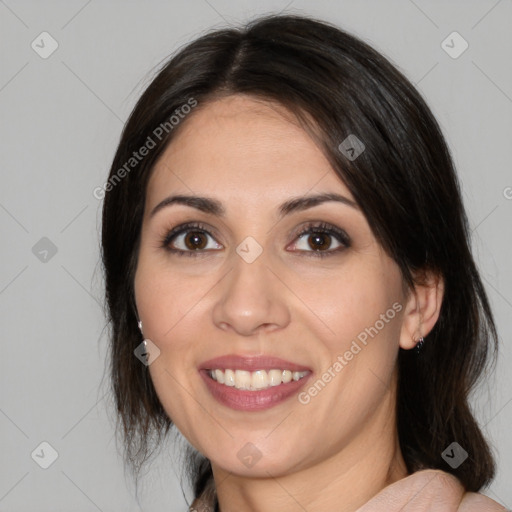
[399,270,444,350]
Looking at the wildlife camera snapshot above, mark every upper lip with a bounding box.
[199,354,312,372]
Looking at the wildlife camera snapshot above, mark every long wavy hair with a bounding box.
[101,13,498,504]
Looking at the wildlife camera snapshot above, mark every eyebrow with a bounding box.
[149,192,359,219]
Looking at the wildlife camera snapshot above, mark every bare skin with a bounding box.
[134,95,505,512]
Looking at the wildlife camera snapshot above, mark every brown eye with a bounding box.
[289,222,351,258]
[184,231,208,250]
[307,232,332,251]
[161,222,223,256]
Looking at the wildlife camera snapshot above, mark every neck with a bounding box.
[211,381,408,512]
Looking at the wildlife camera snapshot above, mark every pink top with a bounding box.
[188,470,508,511]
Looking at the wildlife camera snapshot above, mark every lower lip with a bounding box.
[199,370,311,411]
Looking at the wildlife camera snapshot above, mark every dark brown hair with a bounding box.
[101,13,498,503]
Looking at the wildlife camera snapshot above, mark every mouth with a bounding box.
[199,354,312,411]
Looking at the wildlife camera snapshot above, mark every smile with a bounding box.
[199,354,312,411]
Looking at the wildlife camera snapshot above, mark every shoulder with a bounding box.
[401,471,508,511]
[356,469,508,511]
[405,471,508,511]
[355,469,464,510]
[458,491,509,511]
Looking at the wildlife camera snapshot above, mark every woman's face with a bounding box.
[134,95,409,478]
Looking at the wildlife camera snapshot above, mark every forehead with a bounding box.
[146,95,354,209]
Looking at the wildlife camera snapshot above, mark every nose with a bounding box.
[212,250,291,337]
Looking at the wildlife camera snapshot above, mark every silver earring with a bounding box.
[415,336,425,354]
[138,321,143,334]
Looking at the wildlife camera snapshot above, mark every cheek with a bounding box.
[134,251,202,344]
[299,259,404,407]
[134,259,210,437]
[295,257,403,349]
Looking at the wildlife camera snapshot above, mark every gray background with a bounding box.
[0,0,511,510]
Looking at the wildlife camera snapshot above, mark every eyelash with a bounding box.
[160,221,351,258]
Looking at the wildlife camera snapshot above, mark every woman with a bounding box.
[101,14,507,511]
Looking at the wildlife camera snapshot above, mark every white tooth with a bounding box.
[212,368,306,389]
[268,369,283,386]
[282,370,292,383]
[224,369,235,386]
[251,370,268,390]
[235,370,251,390]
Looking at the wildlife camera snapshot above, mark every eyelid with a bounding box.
[160,221,222,250]
[290,221,351,248]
